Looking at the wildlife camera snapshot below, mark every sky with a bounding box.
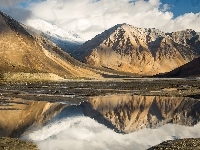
[1,0,200,40]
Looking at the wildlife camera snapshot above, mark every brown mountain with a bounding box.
[74,24,200,75]
[81,94,200,133]
[0,11,101,81]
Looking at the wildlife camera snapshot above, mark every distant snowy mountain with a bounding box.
[24,18,85,53]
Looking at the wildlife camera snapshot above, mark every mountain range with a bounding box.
[73,24,200,76]
[0,11,200,79]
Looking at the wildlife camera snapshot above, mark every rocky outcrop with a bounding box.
[0,11,101,80]
[81,94,200,133]
[149,138,200,150]
[74,24,200,75]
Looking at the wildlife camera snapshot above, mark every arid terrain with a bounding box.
[0,11,102,81]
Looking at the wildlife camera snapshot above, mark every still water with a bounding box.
[19,94,200,150]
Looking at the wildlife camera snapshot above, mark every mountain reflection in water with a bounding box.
[0,97,66,137]
[20,94,200,150]
[80,94,200,133]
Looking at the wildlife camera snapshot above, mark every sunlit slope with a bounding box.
[74,24,200,75]
[0,11,101,80]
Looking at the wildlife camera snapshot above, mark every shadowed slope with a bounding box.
[157,57,200,77]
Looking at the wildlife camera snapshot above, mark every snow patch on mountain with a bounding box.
[24,18,85,52]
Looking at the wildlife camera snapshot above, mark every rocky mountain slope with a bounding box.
[0,11,101,80]
[81,94,200,133]
[74,24,200,75]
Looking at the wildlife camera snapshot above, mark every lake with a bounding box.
[19,94,200,150]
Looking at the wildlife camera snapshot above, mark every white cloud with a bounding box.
[4,0,200,40]
[161,3,170,12]
[22,115,200,150]
[173,13,200,32]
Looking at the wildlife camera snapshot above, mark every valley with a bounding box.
[0,9,200,150]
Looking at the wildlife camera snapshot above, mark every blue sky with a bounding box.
[160,0,200,18]
[1,0,200,40]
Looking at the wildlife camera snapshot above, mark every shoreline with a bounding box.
[0,137,38,150]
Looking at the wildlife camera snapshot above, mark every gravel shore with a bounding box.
[149,138,200,150]
[0,137,38,150]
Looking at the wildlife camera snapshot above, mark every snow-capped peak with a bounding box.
[24,18,85,52]
[24,18,85,43]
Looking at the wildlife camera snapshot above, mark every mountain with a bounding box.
[24,18,84,53]
[80,94,200,133]
[0,11,101,80]
[74,23,200,75]
[158,57,200,77]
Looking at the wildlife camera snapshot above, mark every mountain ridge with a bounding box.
[1,10,200,78]
[73,23,200,75]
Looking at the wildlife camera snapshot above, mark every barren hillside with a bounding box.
[74,24,200,75]
[0,11,101,80]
